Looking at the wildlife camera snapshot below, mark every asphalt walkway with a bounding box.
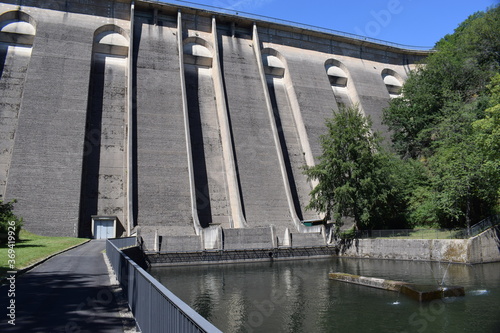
[0,239,128,332]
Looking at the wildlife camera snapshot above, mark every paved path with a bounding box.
[0,240,126,332]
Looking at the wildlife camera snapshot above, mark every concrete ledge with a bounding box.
[329,272,465,302]
[329,272,406,292]
[148,246,337,266]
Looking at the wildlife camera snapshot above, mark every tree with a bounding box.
[304,105,406,230]
[381,5,500,229]
[383,5,500,159]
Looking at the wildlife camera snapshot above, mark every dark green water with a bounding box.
[150,258,500,333]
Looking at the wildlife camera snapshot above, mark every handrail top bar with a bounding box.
[106,239,222,332]
[135,0,433,54]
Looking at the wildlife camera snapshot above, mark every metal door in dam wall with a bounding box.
[92,216,117,239]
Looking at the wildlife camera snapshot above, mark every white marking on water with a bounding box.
[469,289,489,296]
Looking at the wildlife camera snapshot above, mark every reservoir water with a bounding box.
[150,258,500,332]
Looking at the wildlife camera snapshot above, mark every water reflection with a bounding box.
[150,258,500,332]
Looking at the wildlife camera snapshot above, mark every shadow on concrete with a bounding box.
[494,226,500,254]
[185,66,213,228]
[0,45,7,79]
[131,21,142,229]
[267,78,304,220]
[336,237,359,255]
[79,55,105,238]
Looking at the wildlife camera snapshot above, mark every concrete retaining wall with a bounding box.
[339,226,500,264]
[468,226,500,264]
[223,227,276,250]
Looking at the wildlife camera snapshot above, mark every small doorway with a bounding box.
[91,216,116,239]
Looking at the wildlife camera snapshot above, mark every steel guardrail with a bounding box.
[106,238,222,333]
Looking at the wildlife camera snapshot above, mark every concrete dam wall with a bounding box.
[0,0,428,246]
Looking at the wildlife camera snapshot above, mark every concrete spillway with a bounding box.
[266,76,318,221]
[283,54,340,162]
[134,19,193,235]
[220,35,291,228]
[185,65,230,228]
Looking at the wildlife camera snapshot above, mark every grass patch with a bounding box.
[365,228,465,239]
[0,230,88,280]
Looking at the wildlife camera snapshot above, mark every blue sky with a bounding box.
[160,0,498,48]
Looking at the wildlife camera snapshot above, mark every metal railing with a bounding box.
[108,236,137,249]
[142,0,433,51]
[354,215,500,240]
[106,238,222,333]
[469,215,500,237]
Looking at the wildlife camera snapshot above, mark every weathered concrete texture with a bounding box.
[339,238,470,263]
[80,54,127,237]
[161,235,203,252]
[329,272,407,292]
[223,227,274,250]
[0,45,31,198]
[329,272,465,302]
[220,34,291,227]
[468,226,500,263]
[267,76,317,221]
[339,227,500,264]
[0,0,131,20]
[5,9,98,237]
[185,65,230,228]
[347,61,400,135]
[133,17,193,231]
[278,47,339,161]
[290,232,325,247]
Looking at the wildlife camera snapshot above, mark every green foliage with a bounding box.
[473,73,500,163]
[384,5,500,159]
[304,105,408,230]
[306,6,500,230]
[382,5,500,228]
[0,199,23,242]
[338,227,357,240]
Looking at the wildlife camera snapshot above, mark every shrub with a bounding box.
[0,199,23,243]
